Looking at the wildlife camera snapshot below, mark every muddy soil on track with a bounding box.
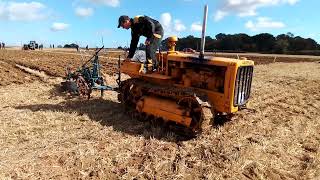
[0,59,319,179]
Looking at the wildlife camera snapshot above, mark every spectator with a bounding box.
[86,45,89,51]
[0,42,2,49]
[2,42,5,49]
[53,44,54,49]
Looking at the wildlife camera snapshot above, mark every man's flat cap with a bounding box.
[117,15,129,28]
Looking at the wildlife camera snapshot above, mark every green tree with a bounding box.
[252,33,275,52]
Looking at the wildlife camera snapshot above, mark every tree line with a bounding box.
[161,32,320,55]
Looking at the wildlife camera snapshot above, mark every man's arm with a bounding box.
[128,32,140,58]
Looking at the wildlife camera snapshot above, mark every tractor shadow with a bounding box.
[212,114,233,128]
[15,86,193,142]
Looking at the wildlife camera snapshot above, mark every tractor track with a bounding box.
[119,78,214,137]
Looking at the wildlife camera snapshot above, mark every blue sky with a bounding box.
[0,0,318,47]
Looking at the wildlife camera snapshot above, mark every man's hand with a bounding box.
[145,39,150,46]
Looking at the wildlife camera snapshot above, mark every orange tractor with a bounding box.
[118,5,254,134]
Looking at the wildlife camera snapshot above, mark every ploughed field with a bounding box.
[0,49,124,85]
[0,49,319,179]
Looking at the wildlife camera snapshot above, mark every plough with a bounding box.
[61,46,119,99]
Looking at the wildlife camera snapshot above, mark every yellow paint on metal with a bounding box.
[120,37,254,125]
[137,96,192,127]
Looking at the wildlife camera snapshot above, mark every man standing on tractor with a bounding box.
[117,15,163,73]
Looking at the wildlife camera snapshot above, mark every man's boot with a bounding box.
[153,60,159,72]
[139,59,153,74]
[138,64,147,74]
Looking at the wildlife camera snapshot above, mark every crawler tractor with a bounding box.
[118,5,254,134]
[62,5,254,135]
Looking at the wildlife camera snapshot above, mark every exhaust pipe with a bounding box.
[199,5,208,59]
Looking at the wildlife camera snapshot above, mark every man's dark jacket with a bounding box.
[128,16,163,58]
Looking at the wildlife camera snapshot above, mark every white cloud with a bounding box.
[214,10,228,21]
[0,3,6,19]
[75,7,94,17]
[85,0,120,7]
[287,0,300,5]
[0,1,47,21]
[160,13,186,37]
[190,22,202,32]
[214,0,300,21]
[174,20,186,32]
[51,22,70,32]
[245,17,285,31]
[160,13,171,29]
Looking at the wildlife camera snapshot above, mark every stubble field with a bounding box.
[0,49,319,179]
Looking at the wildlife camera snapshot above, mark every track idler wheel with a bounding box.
[177,96,214,134]
[119,81,133,107]
[177,97,202,133]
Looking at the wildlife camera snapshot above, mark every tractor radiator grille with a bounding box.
[234,66,253,106]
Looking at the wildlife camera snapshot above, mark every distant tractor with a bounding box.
[23,41,39,50]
